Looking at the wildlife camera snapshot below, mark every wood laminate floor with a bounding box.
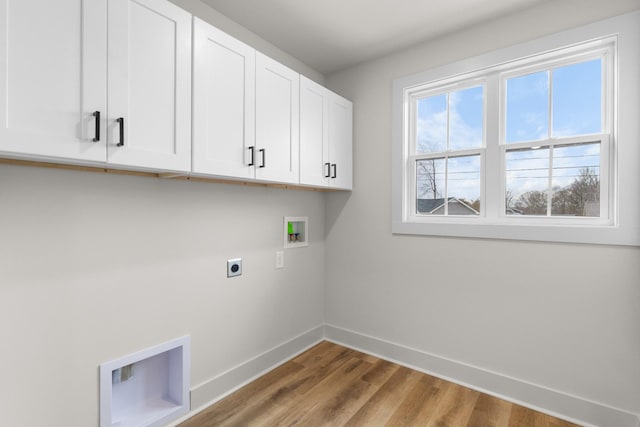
[179,341,580,427]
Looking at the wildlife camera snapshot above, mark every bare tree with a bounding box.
[417,159,441,199]
[505,189,515,210]
[552,167,599,216]
[515,168,600,217]
[516,190,547,215]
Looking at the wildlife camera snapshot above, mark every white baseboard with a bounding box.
[169,323,639,427]
[324,324,639,427]
[169,325,324,426]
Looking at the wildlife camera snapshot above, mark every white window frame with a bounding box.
[497,46,614,226]
[408,79,486,218]
[391,11,640,246]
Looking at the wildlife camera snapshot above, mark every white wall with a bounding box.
[325,0,640,422]
[0,165,325,423]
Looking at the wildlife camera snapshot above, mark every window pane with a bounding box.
[449,86,483,150]
[506,148,550,215]
[416,158,445,215]
[551,142,600,216]
[506,71,549,143]
[416,94,447,153]
[447,155,481,215]
[552,59,602,137]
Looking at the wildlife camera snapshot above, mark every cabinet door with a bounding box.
[255,52,299,184]
[0,0,107,162]
[107,0,191,172]
[299,76,330,187]
[192,18,255,179]
[328,94,353,190]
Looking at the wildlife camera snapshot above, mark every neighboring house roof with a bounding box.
[417,197,479,215]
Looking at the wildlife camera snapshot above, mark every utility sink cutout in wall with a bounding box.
[284,216,308,248]
[99,336,190,427]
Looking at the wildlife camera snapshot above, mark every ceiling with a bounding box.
[201,0,550,75]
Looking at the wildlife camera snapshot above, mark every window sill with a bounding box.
[391,220,639,246]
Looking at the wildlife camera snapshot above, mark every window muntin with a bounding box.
[403,41,613,227]
[501,54,608,219]
[416,155,481,216]
[505,141,601,217]
[505,147,550,215]
[416,85,483,154]
[505,58,603,144]
[411,84,484,217]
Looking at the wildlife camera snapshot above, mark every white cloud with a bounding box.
[416,112,447,153]
[416,108,482,152]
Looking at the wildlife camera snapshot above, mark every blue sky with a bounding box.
[506,58,601,142]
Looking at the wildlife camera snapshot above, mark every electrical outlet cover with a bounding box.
[227,258,242,277]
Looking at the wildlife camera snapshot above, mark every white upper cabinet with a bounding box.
[300,76,329,187]
[255,52,299,184]
[300,76,352,190]
[0,0,107,162]
[107,0,192,172]
[0,0,191,172]
[328,93,353,190]
[0,1,351,188]
[192,17,255,179]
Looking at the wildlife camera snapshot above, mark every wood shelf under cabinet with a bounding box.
[0,157,342,192]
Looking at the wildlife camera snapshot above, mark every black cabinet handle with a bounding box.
[331,163,337,179]
[116,117,124,147]
[324,162,331,178]
[248,146,255,166]
[92,111,101,142]
[259,148,266,168]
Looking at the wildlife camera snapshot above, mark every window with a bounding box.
[392,12,640,245]
[405,45,612,223]
[502,58,608,219]
[412,84,483,216]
